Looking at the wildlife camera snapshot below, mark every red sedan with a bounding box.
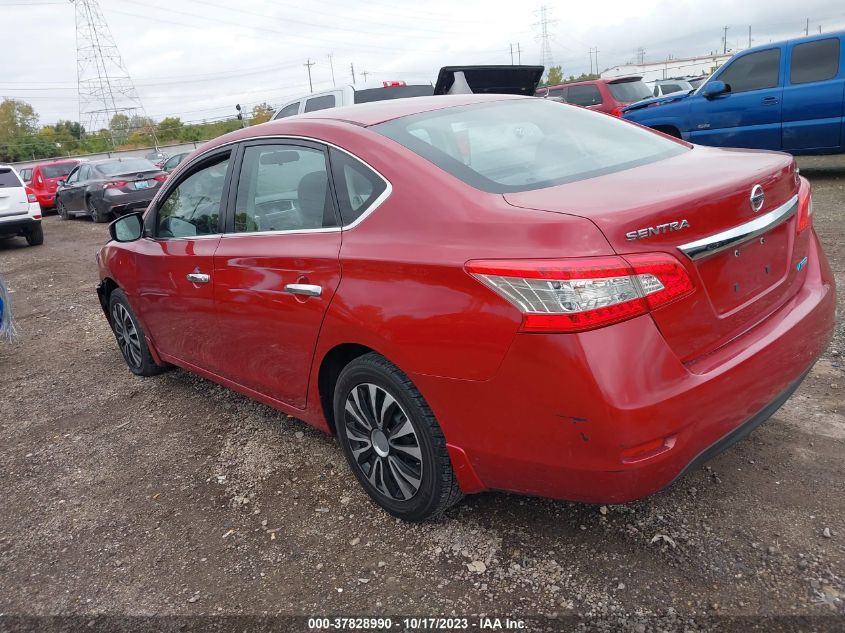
[96,95,835,521]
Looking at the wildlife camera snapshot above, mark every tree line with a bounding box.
[538,66,601,87]
[0,99,275,163]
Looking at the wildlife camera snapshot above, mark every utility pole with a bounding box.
[350,62,356,85]
[510,43,514,65]
[588,49,593,74]
[327,53,335,87]
[304,58,316,93]
[362,70,370,84]
[722,25,729,54]
[805,18,809,36]
[593,48,599,74]
[637,47,645,65]
[517,42,521,64]
[748,25,751,48]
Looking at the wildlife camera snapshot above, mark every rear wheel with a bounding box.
[25,224,43,246]
[108,289,167,377]
[88,197,109,223]
[56,199,70,220]
[334,353,462,521]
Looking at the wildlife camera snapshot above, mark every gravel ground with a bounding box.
[0,155,843,632]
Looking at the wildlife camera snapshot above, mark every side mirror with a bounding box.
[57,179,66,187]
[109,212,144,243]
[702,80,729,98]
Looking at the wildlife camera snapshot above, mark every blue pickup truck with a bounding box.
[623,31,845,154]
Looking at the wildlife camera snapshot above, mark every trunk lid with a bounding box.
[0,168,29,218]
[503,146,808,362]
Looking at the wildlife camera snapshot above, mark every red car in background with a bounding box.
[29,159,81,211]
[97,95,834,521]
[537,76,653,116]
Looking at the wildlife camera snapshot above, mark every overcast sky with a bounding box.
[3,0,844,127]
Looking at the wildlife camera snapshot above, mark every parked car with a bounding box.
[624,31,845,153]
[646,78,695,97]
[537,76,653,116]
[0,165,43,246]
[144,151,169,168]
[687,75,708,90]
[56,158,166,223]
[162,152,190,173]
[272,65,543,120]
[26,159,80,211]
[97,95,834,521]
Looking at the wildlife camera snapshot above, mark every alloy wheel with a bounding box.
[344,383,423,501]
[111,303,142,368]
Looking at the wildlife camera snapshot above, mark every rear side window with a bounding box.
[374,99,686,194]
[565,84,602,106]
[329,149,387,226]
[275,102,301,119]
[547,87,565,98]
[661,83,682,94]
[607,80,652,102]
[790,38,840,84]
[719,48,781,93]
[19,168,32,182]
[304,95,337,113]
[41,163,76,178]
[233,144,336,232]
[0,168,22,187]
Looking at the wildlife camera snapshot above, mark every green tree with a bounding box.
[110,113,131,144]
[157,116,183,142]
[250,102,274,125]
[0,99,46,162]
[544,65,563,86]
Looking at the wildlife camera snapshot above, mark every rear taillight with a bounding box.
[382,80,406,87]
[466,253,694,333]
[797,177,812,233]
[103,180,128,189]
[26,189,37,203]
[609,106,623,117]
[153,174,168,182]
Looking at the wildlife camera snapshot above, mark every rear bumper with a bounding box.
[35,192,56,209]
[95,189,157,216]
[0,216,40,237]
[413,230,836,502]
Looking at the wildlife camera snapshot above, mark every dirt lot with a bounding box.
[1,156,844,632]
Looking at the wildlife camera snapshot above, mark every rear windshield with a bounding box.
[96,158,157,176]
[42,163,76,178]
[353,85,434,104]
[373,99,686,193]
[608,80,653,102]
[0,168,22,187]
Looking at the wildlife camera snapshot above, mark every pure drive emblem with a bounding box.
[626,219,690,241]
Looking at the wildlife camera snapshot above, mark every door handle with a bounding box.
[284,283,322,297]
[761,96,779,105]
[186,273,210,284]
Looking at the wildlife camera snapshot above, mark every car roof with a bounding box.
[292,93,522,126]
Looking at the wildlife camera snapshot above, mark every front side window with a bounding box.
[329,149,387,226]
[233,145,336,233]
[274,102,300,119]
[78,165,91,181]
[790,38,840,84]
[156,154,230,238]
[373,99,686,194]
[304,95,336,113]
[719,48,781,93]
[65,167,79,184]
[565,84,602,106]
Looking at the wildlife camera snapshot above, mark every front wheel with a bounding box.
[56,199,70,220]
[108,289,167,376]
[25,224,43,246]
[334,353,462,521]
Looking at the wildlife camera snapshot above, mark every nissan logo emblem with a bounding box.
[750,185,765,212]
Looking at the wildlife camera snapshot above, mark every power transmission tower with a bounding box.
[722,25,729,54]
[636,47,646,65]
[589,47,600,75]
[71,0,155,148]
[534,5,556,72]
[304,58,316,93]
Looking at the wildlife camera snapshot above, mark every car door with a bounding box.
[782,36,843,151]
[130,149,234,368]
[60,165,86,212]
[688,47,783,149]
[211,140,342,409]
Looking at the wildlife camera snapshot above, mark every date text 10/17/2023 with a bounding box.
[307,617,527,630]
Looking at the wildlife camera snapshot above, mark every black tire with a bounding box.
[334,353,462,521]
[25,224,44,246]
[56,198,70,220]
[87,197,109,223]
[107,289,167,377]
